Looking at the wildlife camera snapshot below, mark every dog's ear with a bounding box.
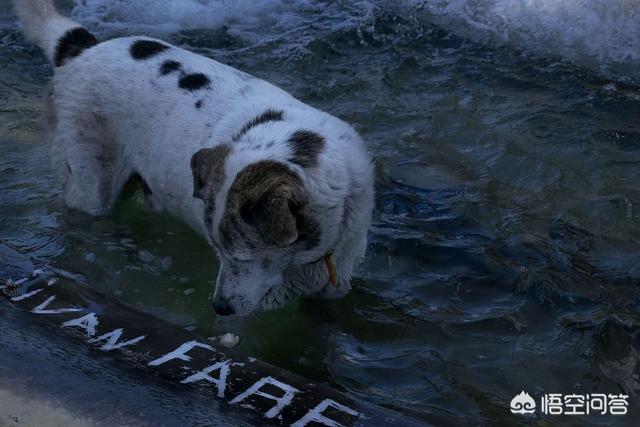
[230,161,307,247]
[190,146,231,201]
[240,187,305,247]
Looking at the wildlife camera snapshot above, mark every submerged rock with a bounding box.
[219,333,240,349]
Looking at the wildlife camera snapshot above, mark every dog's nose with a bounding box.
[213,301,235,316]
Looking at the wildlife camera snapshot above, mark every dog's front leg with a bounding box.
[53,126,117,216]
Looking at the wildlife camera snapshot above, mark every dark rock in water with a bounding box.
[0,243,34,279]
[592,315,639,361]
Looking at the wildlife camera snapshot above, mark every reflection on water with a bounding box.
[1,0,640,425]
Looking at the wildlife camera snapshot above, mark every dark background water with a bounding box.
[1,0,640,425]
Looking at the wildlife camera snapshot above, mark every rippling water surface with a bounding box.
[1,0,640,425]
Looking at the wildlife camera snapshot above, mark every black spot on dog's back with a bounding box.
[179,73,211,91]
[233,109,284,142]
[195,100,204,109]
[55,27,98,67]
[288,130,325,168]
[130,40,170,60]
[160,60,182,75]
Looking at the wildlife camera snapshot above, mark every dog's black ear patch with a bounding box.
[55,27,98,67]
[224,161,307,248]
[160,60,182,75]
[240,193,300,247]
[232,109,284,142]
[130,40,170,60]
[179,73,211,91]
[190,145,231,203]
[288,130,325,168]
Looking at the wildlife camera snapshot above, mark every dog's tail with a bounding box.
[14,0,97,67]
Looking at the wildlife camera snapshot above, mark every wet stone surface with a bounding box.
[0,252,423,426]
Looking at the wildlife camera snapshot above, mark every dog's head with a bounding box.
[191,148,328,315]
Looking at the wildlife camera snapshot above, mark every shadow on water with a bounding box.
[1,0,640,425]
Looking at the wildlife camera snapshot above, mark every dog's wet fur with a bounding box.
[14,0,374,315]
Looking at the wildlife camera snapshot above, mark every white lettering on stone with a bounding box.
[229,376,299,419]
[88,328,146,351]
[31,296,84,315]
[62,312,99,337]
[181,359,232,398]
[292,399,361,427]
[11,288,44,302]
[148,341,214,367]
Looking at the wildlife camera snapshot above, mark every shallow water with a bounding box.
[1,0,640,425]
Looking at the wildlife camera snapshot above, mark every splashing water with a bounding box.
[417,0,640,83]
[71,0,640,83]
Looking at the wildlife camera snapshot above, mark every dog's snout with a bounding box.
[213,300,236,316]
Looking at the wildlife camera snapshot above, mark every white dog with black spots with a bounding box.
[14,0,374,316]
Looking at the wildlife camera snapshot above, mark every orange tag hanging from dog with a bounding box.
[325,254,337,287]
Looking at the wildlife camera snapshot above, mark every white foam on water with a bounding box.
[70,0,640,83]
[415,0,640,83]
[71,0,335,38]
